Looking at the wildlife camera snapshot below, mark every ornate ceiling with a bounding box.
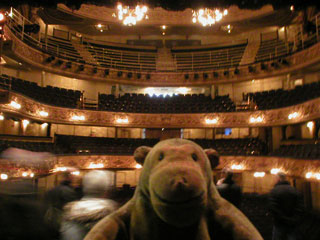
[0,0,319,11]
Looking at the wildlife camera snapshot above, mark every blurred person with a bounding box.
[216,169,242,208]
[60,170,118,240]
[45,171,79,237]
[269,172,304,240]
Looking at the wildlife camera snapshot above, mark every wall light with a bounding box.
[270,168,283,175]
[116,118,129,124]
[71,171,80,176]
[135,163,142,169]
[205,118,218,124]
[0,114,4,120]
[10,100,21,109]
[22,119,30,128]
[307,121,314,130]
[253,172,265,178]
[288,112,299,120]
[305,172,320,180]
[41,123,48,129]
[0,173,8,180]
[250,116,263,123]
[231,164,244,170]
[88,163,104,169]
[22,172,28,177]
[39,111,49,117]
[71,115,85,121]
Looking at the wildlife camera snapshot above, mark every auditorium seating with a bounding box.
[270,143,320,159]
[171,42,247,71]
[245,82,320,110]
[0,135,267,157]
[41,36,85,64]
[98,93,236,113]
[83,41,157,71]
[0,75,81,108]
[255,38,290,62]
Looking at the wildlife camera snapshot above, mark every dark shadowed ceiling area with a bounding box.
[0,0,319,11]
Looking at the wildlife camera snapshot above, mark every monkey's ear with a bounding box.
[134,146,152,166]
[204,149,220,169]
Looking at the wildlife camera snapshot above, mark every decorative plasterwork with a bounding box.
[1,90,320,128]
[6,25,320,86]
[52,154,320,178]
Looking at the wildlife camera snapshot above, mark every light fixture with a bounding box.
[10,100,21,109]
[39,111,48,117]
[231,164,244,170]
[97,24,102,28]
[161,25,166,30]
[288,112,299,120]
[253,172,265,178]
[88,163,104,169]
[307,121,314,130]
[30,173,34,178]
[249,116,263,123]
[0,114,4,120]
[192,8,228,26]
[305,172,320,180]
[54,167,67,172]
[113,3,148,26]
[205,118,218,124]
[0,173,8,180]
[116,117,129,124]
[135,163,142,169]
[270,168,283,175]
[22,119,30,127]
[22,172,28,177]
[71,115,85,121]
[71,171,80,176]
[0,13,4,22]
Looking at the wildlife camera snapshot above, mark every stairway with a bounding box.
[156,47,177,71]
[71,41,99,65]
[239,41,261,65]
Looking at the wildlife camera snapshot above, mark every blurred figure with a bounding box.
[269,172,304,240]
[45,171,79,237]
[0,180,55,240]
[216,169,242,208]
[60,170,118,240]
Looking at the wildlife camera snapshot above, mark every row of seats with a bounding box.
[255,39,291,62]
[245,82,320,110]
[84,41,157,71]
[270,143,320,159]
[172,43,247,71]
[98,93,236,113]
[0,135,267,157]
[0,75,81,108]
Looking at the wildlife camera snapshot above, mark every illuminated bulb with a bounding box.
[290,5,294,11]
[0,115,4,120]
[71,115,85,121]
[192,17,196,23]
[162,32,165,36]
[223,9,228,15]
[71,171,80,176]
[288,112,299,120]
[162,25,166,30]
[10,101,21,109]
[231,164,244,170]
[271,168,281,175]
[88,163,104,169]
[30,173,34,178]
[305,172,312,179]
[0,13,4,21]
[0,173,8,180]
[100,30,103,32]
[116,118,129,124]
[22,172,28,177]
[41,123,48,128]
[97,24,102,28]
[227,25,230,29]
[205,118,218,124]
[228,30,231,33]
[117,4,122,10]
[39,111,48,117]
[56,167,67,172]
[135,164,142,169]
[307,121,314,129]
[315,173,320,180]
[22,119,29,127]
[254,172,265,178]
[142,6,148,13]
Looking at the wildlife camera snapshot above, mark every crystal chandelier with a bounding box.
[192,9,228,26]
[113,3,148,26]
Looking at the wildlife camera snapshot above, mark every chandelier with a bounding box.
[192,9,228,26]
[113,3,148,26]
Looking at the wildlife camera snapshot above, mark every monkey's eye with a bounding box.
[159,152,164,161]
[191,153,198,161]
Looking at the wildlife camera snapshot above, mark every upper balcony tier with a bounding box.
[2,9,320,86]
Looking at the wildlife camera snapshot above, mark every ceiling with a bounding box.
[37,5,297,36]
[1,0,319,11]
